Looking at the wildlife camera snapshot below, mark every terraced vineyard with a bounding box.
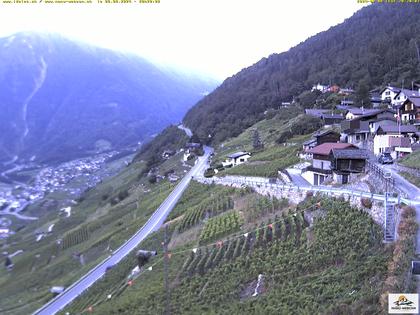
[185,211,306,276]
[199,211,244,244]
[62,225,90,250]
[177,193,235,232]
[69,197,397,315]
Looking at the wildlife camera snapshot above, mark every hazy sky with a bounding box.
[0,0,367,80]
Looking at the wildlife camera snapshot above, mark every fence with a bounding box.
[194,175,415,206]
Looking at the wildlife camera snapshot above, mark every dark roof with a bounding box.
[380,86,401,94]
[228,152,251,159]
[322,114,344,120]
[346,108,382,116]
[351,109,395,122]
[395,89,420,99]
[308,143,355,156]
[336,105,355,110]
[403,97,420,108]
[376,125,417,134]
[303,138,316,146]
[305,109,329,118]
[331,148,369,159]
[313,130,340,138]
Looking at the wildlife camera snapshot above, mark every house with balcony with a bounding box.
[380,86,401,105]
[396,97,420,125]
[301,130,341,158]
[330,148,369,184]
[373,124,418,158]
[392,89,420,107]
[301,142,357,185]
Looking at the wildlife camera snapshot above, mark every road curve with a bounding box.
[33,146,213,315]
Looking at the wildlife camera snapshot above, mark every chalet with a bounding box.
[330,149,369,184]
[322,114,344,126]
[311,83,329,93]
[344,108,382,120]
[222,152,251,167]
[393,89,420,107]
[340,99,354,107]
[368,118,397,134]
[380,86,401,105]
[339,88,354,95]
[370,93,382,108]
[301,130,340,156]
[185,142,202,149]
[162,150,175,159]
[305,109,343,125]
[301,142,356,185]
[397,97,420,125]
[373,124,418,157]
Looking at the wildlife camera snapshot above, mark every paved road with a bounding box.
[382,163,420,254]
[285,168,311,187]
[33,146,213,315]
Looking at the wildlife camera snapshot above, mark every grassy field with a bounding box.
[210,113,329,178]
[400,171,420,188]
[400,150,420,170]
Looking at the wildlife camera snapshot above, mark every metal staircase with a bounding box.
[384,197,396,242]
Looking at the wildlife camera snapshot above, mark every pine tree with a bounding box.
[252,129,264,150]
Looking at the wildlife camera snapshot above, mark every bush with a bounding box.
[204,168,215,178]
[360,197,372,209]
[148,175,157,184]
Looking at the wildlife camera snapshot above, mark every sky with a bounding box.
[0,0,367,80]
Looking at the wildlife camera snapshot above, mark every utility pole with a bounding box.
[163,224,171,315]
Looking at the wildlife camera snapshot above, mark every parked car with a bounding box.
[378,153,393,164]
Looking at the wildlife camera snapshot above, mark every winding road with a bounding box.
[33,146,213,315]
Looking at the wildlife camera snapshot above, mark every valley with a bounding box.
[1,2,420,315]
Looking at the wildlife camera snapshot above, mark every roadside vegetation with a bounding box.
[399,150,420,170]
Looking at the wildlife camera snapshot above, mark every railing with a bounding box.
[366,160,395,190]
[193,175,417,207]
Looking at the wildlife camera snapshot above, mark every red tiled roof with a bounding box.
[307,142,355,156]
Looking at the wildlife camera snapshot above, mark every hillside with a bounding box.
[184,3,420,143]
[0,32,218,165]
[60,180,417,315]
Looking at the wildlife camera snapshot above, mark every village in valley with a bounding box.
[0,151,133,238]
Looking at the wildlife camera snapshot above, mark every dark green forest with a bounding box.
[184,4,420,143]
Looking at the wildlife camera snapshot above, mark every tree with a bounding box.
[252,129,264,150]
[355,79,372,108]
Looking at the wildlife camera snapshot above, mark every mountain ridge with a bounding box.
[0,32,219,165]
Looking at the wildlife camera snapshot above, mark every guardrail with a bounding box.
[194,175,419,206]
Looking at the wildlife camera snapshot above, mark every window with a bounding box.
[385,91,390,95]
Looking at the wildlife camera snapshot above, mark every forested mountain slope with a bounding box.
[184,4,420,143]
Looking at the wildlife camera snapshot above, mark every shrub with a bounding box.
[204,168,215,178]
[361,197,372,209]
